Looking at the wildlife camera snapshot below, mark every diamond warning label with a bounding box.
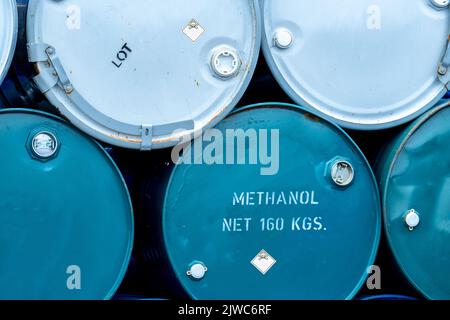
[251,250,277,275]
[183,19,205,42]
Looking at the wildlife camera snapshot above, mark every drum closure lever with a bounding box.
[27,43,74,94]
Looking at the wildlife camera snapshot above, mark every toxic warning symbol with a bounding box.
[251,250,277,275]
[183,19,205,42]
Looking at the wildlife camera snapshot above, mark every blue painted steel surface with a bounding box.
[379,100,450,300]
[0,109,134,299]
[161,103,381,300]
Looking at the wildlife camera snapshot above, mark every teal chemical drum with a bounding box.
[378,100,450,300]
[161,103,381,300]
[0,109,133,300]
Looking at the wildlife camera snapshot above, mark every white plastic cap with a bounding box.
[188,263,207,280]
[404,210,420,230]
[273,29,294,49]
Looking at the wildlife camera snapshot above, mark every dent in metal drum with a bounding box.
[262,0,450,129]
[0,109,133,299]
[27,0,261,149]
[0,0,17,85]
[382,102,450,299]
[162,103,381,300]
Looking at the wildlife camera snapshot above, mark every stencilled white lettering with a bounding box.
[232,191,319,206]
[222,217,326,233]
[222,218,252,232]
[226,191,326,233]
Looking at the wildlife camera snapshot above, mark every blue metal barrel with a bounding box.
[262,0,450,130]
[0,109,134,299]
[25,0,261,149]
[0,0,17,86]
[137,103,381,300]
[378,100,450,300]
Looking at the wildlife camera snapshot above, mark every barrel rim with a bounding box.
[381,99,450,300]
[25,0,262,149]
[360,294,418,301]
[0,0,18,86]
[260,0,448,131]
[161,101,382,300]
[0,107,135,300]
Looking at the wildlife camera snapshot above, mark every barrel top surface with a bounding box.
[0,109,133,299]
[162,103,381,300]
[383,101,450,300]
[262,0,449,129]
[26,0,261,149]
[0,0,17,85]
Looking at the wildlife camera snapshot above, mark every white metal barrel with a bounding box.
[26,0,261,149]
[262,0,450,130]
[0,0,17,86]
